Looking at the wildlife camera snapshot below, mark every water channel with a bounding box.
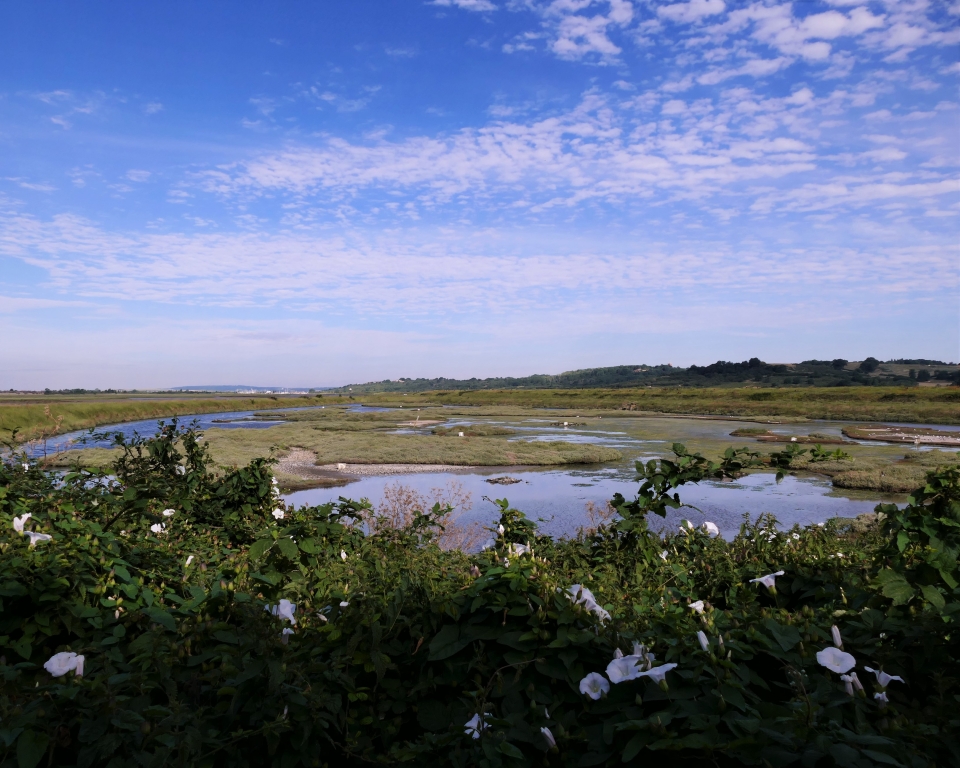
[23,404,947,539]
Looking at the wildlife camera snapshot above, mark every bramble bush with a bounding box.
[1,422,958,767]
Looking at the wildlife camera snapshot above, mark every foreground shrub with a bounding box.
[0,424,957,767]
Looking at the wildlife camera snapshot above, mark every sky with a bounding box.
[0,0,958,389]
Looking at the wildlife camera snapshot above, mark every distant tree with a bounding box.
[831,359,848,369]
[909,369,916,380]
[917,370,931,382]
[858,357,880,373]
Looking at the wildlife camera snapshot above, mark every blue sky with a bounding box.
[1,0,957,388]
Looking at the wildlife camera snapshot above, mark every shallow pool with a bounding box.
[282,466,884,540]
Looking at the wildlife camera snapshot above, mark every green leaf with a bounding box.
[11,637,31,660]
[829,743,860,767]
[142,606,176,632]
[861,749,904,766]
[874,570,915,606]
[276,537,299,560]
[621,733,647,763]
[764,619,801,652]
[248,539,273,561]
[16,730,49,768]
[0,581,27,597]
[428,625,467,661]
[920,584,945,610]
[499,741,524,759]
[939,568,958,590]
[298,537,319,554]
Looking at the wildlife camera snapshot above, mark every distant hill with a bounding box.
[332,358,959,393]
[171,386,325,393]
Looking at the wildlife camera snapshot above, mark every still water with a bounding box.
[19,405,385,457]
[24,404,924,535]
[282,467,883,540]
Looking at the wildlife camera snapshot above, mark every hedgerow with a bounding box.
[1,422,957,767]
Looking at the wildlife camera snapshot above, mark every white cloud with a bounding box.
[126,170,152,183]
[509,0,635,61]
[143,102,164,115]
[432,0,497,10]
[2,213,954,319]
[703,3,886,61]
[7,178,56,192]
[860,147,907,162]
[658,0,725,24]
[697,56,790,85]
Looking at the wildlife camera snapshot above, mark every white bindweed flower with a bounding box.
[606,655,643,684]
[831,625,843,649]
[637,663,678,685]
[816,646,856,674]
[150,523,166,534]
[272,508,285,520]
[613,648,623,659]
[508,542,531,557]
[22,463,29,471]
[689,600,705,614]
[266,599,297,625]
[340,550,347,561]
[579,672,610,700]
[840,674,855,696]
[339,601,349,608]
[12,513,31,533]
[26,531,52,547]
[161,509,175,517]
[702,521,719,538]
[864,667,904,688]
[541,726,557,750]
[874,691,889,707]
[697,631,710,652]
[497,524,505,536]
[464,713,486,739]
[281,627,294,644]
[271,477,278,485]
[660,550,668,561]
[44,651,84,677]
[750,571,785,590]
[185,555,194,567]
[176,466,185,475]
[567,584,611,623]
[317,613,328,622]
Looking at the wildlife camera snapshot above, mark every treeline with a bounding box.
[333,358,959,394]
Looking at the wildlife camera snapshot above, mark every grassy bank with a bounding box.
[790,448,960,493]
[202,425,621,469]
[44,420,622,474]
[357,385,960,424]
[0,394,350,444]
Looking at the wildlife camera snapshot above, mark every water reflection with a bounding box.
[282,467,883,540]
